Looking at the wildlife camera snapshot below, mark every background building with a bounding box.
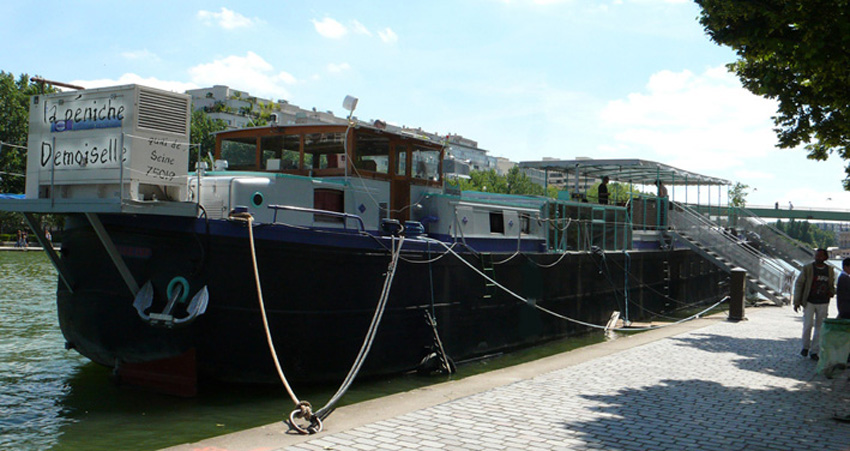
[188,85,508,180]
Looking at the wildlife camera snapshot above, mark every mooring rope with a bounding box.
[232,213,321,433]
[429,238,728,332]
[240,210,725,429]
[233,212,405,434]
[314,234,405,421]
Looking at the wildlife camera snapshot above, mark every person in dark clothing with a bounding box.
[794,248,835,360]
[836,258,850,319]
[598,176,610,205]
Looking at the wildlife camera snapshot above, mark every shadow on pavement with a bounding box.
[667,333,811,381]
[560,378,850,451]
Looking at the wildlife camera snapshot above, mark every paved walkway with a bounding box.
[168,306,850,451]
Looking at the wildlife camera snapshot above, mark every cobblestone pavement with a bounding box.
[285,306,850,451]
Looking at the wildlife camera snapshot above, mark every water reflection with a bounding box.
[0,252,80,450]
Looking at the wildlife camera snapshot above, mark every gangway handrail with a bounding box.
[670,201,792,296]
[674,202,791,280]
[674,202,786,270]
[735,206,814,263]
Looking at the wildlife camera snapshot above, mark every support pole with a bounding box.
[728,267,747,322]
[23,213,74,293]
[85,212,140,296]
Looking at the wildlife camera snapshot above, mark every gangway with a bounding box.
[668,202,794,306]
[725,207,814,270]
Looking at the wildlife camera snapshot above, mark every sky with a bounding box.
[3,0,849,209]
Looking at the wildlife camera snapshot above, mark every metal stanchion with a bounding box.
[728,267,747,322]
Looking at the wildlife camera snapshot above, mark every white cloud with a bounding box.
[197,7,259,30]
[327,63,351,73]
[312,17,347,38]
[70,74,198,93]
[351,20,372,36]
[733,169,775,181]
[498,0,577,4]
[312,18,397,43]
[188,52,296,99]
[600,66,778,172]
[378,28,398,43]
[121,49,160,62]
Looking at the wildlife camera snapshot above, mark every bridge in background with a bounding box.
[691,204,850,222]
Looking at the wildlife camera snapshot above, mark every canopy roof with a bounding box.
[518,158,730,186]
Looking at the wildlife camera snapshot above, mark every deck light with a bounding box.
[342,95,358,113]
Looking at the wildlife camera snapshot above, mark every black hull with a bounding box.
[57,214,726,384]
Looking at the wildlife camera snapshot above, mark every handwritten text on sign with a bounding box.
[131,136,189,184]
[39,138,124,169]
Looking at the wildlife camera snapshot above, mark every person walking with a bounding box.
[793,248,835,360]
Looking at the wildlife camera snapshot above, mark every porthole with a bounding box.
[251,191,264,207]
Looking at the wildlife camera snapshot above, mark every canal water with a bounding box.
[0,251,613,450]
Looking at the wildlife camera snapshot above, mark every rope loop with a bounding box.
[288,401,323,434]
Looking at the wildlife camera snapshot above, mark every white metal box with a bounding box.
[26,84,191,201]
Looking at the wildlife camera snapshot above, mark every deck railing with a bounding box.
[545,199,631,252]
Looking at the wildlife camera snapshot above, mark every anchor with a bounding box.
[133,280,209,328]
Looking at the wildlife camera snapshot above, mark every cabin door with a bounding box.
[390,144,410,223]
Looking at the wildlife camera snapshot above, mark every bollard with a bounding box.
[728,267,747,322]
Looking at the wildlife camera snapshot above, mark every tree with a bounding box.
[587,181,643,205]
[505,166,546,195]
[728,182,749,208]
[695,1,850,188]
[460,169,508,193]
[775,218,836,249]
[189,110,228,169]
[0,72,50,194]
[458,168,554,197]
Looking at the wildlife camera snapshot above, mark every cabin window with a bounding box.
[314,188,344,223]
[261,135,301,170]
[220,138,257,170]
[304,132,345,169]
[489,211,505,234]
[520,213,531,234]
[412,146,440,181]
[395,145,408,176]
[354,133,390,174]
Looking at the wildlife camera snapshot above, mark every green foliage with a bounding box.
[0,212,63,239]
[0,72,52,194]
[189,110,228,168]
[696,1,850,188]
[587,181,643,205]
[775,218,836,249]
[459,168,553,197]
[729,182,749,207]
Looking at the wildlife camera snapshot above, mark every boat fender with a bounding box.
[167,276,190,304]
